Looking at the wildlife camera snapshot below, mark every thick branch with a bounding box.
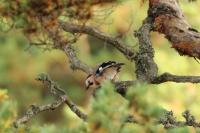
[59,21,137,61]
[149,0,200,59]
[152,73,200,84]
[14,73,87,128]
[115,72,200,95]
[134,1,200,84]
[134,19,158,82]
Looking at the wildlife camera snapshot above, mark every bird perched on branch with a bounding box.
[85,61,124,90]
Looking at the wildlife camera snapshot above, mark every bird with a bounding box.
[85,61,124,90]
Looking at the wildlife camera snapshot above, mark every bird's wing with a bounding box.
[95,61,124,80]
[95,61,116,75]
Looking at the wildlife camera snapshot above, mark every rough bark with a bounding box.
[134,19,158,82]
[149,0,200,59]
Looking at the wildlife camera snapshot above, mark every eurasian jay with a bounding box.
[85,61,124,90]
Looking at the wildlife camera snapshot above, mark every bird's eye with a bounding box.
[90,82,93,85]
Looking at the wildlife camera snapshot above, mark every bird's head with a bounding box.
[85,74,96,89]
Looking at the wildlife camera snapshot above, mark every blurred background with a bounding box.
[0,0,200,132]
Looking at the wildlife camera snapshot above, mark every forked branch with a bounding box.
[13,73,87,128]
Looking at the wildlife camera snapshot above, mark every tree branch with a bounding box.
[133,0,200,85]
[114,80,137,96]
[149,0,200,59]
[115,72,200,95]
[152,73,200,84]
[134,19,158,82]
[13,73,87,128]
[158,110,200,129]
[63,45,93,74]
[59,21,137,61]
[13,96,66,128]
[13,74,139,128]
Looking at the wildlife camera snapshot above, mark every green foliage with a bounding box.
[167,127,190,133]
[0,89,17,133]
[126,83,166,119]
[88,82,129,133]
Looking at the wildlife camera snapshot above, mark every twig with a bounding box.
[13,73,87,128]
[158,110,200,129]
[59,21,137,61]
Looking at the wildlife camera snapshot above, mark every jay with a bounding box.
[85,61,124,90]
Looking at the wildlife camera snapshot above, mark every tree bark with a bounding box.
[149,0,200,59]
